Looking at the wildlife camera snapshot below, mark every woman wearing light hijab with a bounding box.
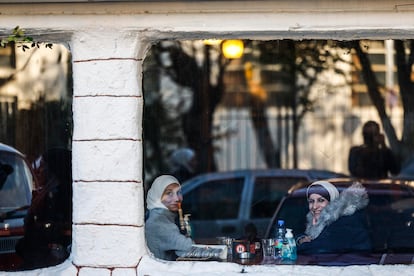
[296,181,372,254]
[145,175,193,260]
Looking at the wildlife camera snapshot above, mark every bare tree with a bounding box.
[352,40,414,164]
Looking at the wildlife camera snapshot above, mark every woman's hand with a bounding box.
[297,235,311,245]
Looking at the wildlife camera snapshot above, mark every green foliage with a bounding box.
[0,26,52,51]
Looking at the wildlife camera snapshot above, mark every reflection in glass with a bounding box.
[143,39,414,264]
[143,40,411,181]
[0,43,72,271]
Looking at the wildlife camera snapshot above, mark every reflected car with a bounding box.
[397,157,414,180]
[180,169,346,244]
[0,143,37,270]
[265,178,414,265]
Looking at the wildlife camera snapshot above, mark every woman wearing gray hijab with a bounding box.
[145,175,193,260]
[297,181,372,254]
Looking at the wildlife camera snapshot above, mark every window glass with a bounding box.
[0,152,33,209]
[143,39,414,264]
[272,197,308,237]
[366,187,414,252]
[0,43,72,271]
[271,184,414,254]
[250,177,307,218]
[182,178,244,220]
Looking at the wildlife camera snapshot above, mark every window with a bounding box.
[0,43,72,271]
[0,151,33,208]
[182,178,244,220]
[143,39,414,264]
[268,180,414,264]
[251,177,307,219]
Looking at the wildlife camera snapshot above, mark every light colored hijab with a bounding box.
[147,175,181,210]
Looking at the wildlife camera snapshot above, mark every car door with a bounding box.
[181,174,247,244]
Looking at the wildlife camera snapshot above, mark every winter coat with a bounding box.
[145,208,193,260]
[348,145,400,178]
[298,183,372,254]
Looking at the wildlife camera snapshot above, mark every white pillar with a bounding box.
[70,30,146,268]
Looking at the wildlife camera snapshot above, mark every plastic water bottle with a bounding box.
[274,219,286,259]
[281,228,297,262]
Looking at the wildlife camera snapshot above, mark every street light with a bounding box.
[222,40,244,59]
[203,39,244,59]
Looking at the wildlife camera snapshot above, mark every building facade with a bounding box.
[0,1,413,275]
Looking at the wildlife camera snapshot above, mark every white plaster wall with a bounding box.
[1,1,414,275]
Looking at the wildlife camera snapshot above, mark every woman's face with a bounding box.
[308,193,329,222]
[161,183,183,212]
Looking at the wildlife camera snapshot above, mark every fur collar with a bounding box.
[305,182,369,240]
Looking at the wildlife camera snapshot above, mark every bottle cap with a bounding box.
[285,228,293,238]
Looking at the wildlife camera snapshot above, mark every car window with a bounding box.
[0,152,32,210]
[182,178,244,220]
[269,196,308,237]
[251,177,307,219]
[366,191,414,252]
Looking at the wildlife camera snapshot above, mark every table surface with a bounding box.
[229,252,414,266]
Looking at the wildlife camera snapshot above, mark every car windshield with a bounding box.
[0,151,33,212]
[270,183,414,254]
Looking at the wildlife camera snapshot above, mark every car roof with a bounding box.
[286,177,414,198]
[0,142,25,157]
[181,168,347,185]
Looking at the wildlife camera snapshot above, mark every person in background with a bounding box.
[16,148,72,270]
[239,222,262,256]
[169,148,198,183]
[296,181,371,254]
[145,175,193,260]
[348,120,400,179]
[239,222,260,243]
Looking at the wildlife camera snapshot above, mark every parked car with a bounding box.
[265,178,414,265]
[397,157,414,180]
[0,143,37,271]
[180,169,346,244]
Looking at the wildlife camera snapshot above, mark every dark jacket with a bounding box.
[15,149,72,270]
[298,183,372,254]
[348,145,400,178]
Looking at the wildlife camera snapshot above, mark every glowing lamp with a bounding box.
[222,40,244,59]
